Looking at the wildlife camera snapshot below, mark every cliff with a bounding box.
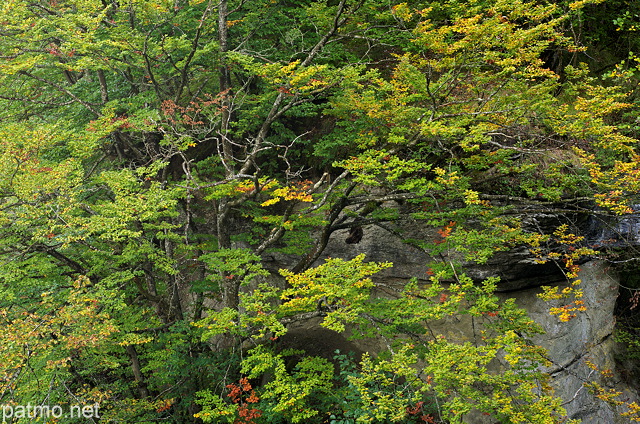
[272,212,640,423]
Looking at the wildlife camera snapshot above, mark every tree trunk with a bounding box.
[217,0,234,175]
[125,345,150,398]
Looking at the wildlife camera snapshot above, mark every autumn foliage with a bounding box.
[1,0,640,423]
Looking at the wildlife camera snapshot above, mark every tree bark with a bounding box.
[218,0,234,175]
[125,345,150,398]
[97,69,109,103]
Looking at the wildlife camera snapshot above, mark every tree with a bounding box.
[0,0,639,422]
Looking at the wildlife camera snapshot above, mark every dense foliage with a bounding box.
[1,0,640,422]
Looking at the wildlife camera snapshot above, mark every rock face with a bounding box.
[586,206,640,248]
[525,261,635,423]
[309,219,639,423]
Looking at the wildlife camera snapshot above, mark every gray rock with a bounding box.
[323,224,637,422]
[268,213,638,423]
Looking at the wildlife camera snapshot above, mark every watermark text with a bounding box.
[2,403,100,421]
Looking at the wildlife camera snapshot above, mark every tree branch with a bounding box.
[18,71,101,116]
